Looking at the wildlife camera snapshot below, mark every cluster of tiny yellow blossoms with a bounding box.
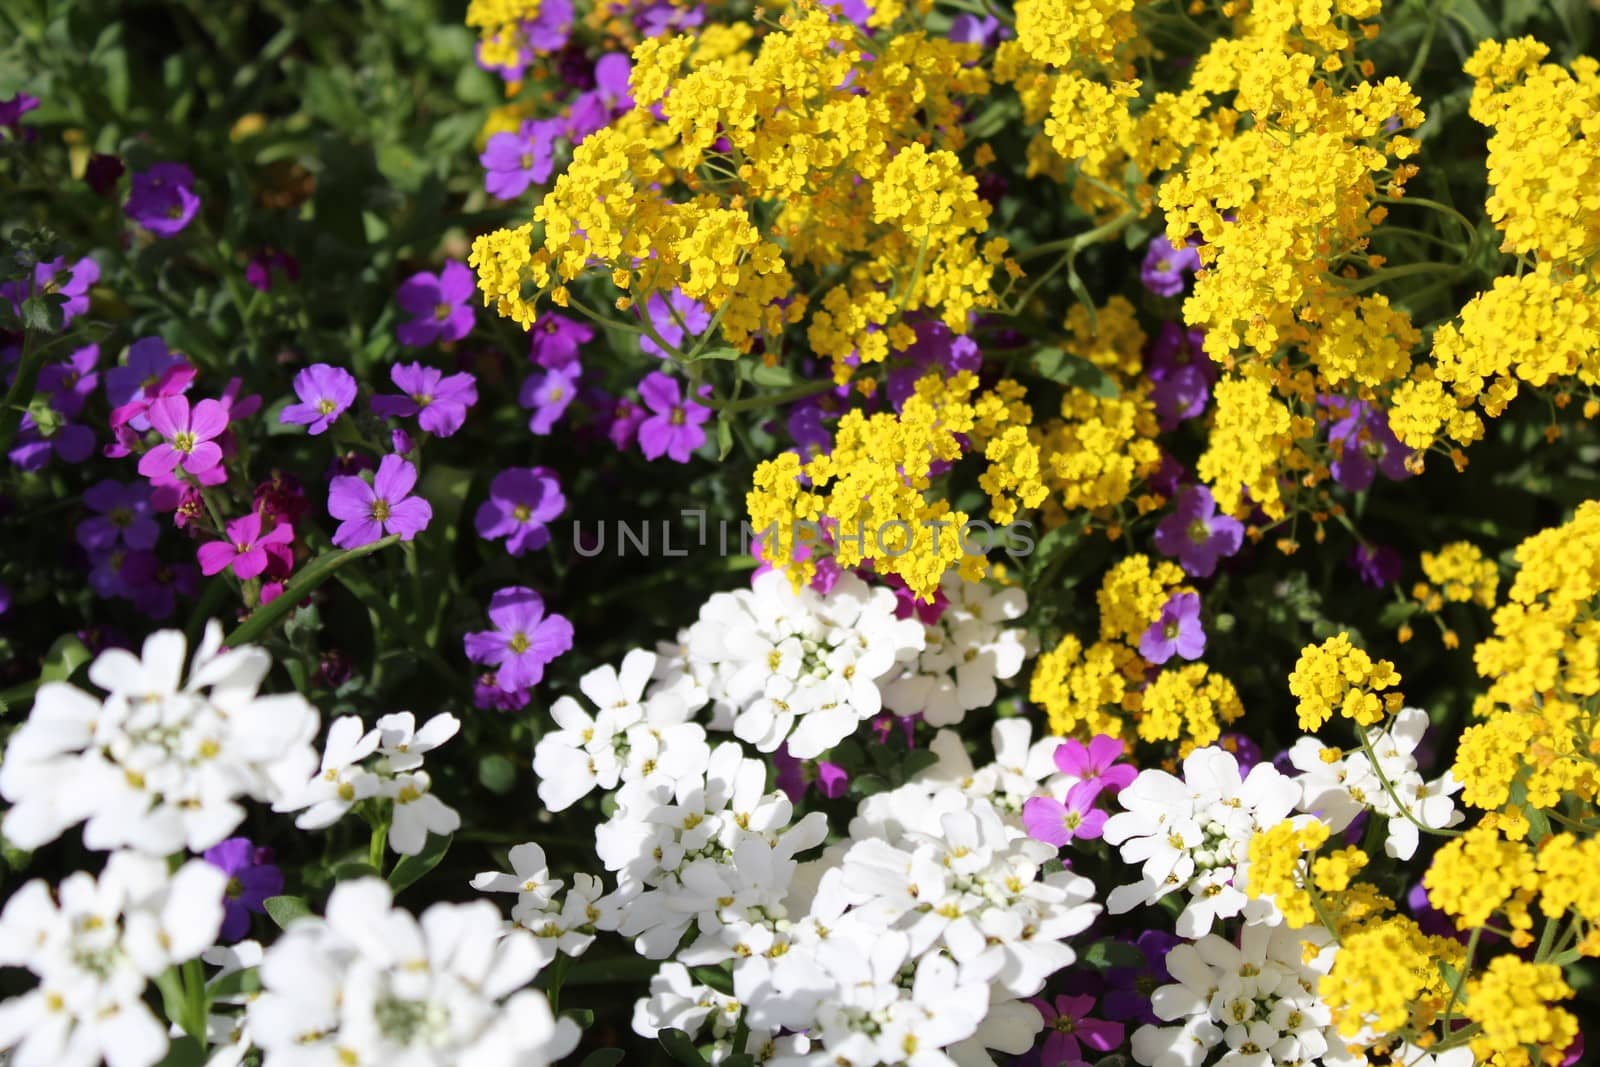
[1462,957,1580,1067]
[1423,824,1538,935]
[1243,818,1330,928]
[1321,915,1460,1040]
[1286,632,1404,731]
[466,0,542,74]
[746,371,989,600]
[1030,554,1242,749]
[1421,541,1500,609]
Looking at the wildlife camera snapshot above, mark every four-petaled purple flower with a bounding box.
[106,337,191,431]
[480,119,563,200]
[1,256,100,327]
[1102,931,1180,1024]
[1139,590,1206,665]
[245,249,299,292]
[1153,484,1244,578]
[77,480,159,552]
[125,162,200,238]
[372,362,478,437]
[1325,397,1412,492]
[203,837,283,943]
[528,312,594,370]
[636,289,711,358]
[637,371,710,463]
[464,585,574,690]
[198,512,294,580]
[1030,993,1125,1067]
[394,261,476,347]
[1050,734,1136,801]
[1140,233,1201,297]
[1347,541,1402,589]
[476,467,566,556]
[1023,780,1109,846]
[520,366,579,435]
[137,395,228,479]
[327,453,432,548]
[280,363,358,435]
[566,53,634,142]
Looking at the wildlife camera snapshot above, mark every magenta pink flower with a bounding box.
[1030,993,1125,1066]
[1022,780,1108,846]
[136,396,228,478]
[1050,734,1136,802]
[198,512,294,580]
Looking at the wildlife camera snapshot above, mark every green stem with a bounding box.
[703,378,839,413]
[369,821,389,873]
[224,535,400,647]
[182,958,208,1043]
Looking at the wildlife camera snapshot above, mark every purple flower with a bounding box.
[1051,734,1136,801]
[1103,931,1180,1024]
[566,53,634,142]
[885,319,982,409]
[520,366,579,435]
[463,586,574,689]
[637,372,710,463]
[123,552,199,620]
[635,289,711,358]
[0,94,39,139]
[1325,398,1411,492]
[137,396,228,479]
[245,249,299,292]
[475,467,566,555]
[1140,234,1200,297]
[372,362,478,437]
[280,363,357,435]
[948,13,1003,45]
[636,1,705,35]
[474,670,532,711]
[528,312,593,370]
[525,0,574,49]
[78,480,158,552]
[203,837,283,943]
[198,512,294,580]
[327,454,432,548]
[1029,993,1125,1066]
[1347,541,1402,589]
[394,261,476,347]
[2,256,100,327]
[106,337,191,430]
[9,417,93,470]
[1139,591,1205,664]
[1153,485,1244,578]
[787,401,833,460]
[480,120,562,200]
[1023,780,1108,846]
[1220,732,1264,775]
[124,163,200,238]
[85,153,124,197]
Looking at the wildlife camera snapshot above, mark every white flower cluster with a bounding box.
[245,879,578,1067]
[0,852,226,1067]
[1287,707,1463,860]
[277,710,462,855]
[470,842,604,967]
[686,570,925,757]
[1131,924,1359,1067]
[0,624,320,854]
[1104,748,1299,937]
[881,573,1032,727]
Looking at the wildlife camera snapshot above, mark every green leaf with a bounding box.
[38,634,91,683]
[225,535,400,648]
[658,1028,710,1066]
[388,832,453,892]
[579,1051,625,1067]
[207,967,262,1000]
[1033,346,1117,398]
[562,1008,595,1028]
[479,754,517,795]
[716,413,734,461]
[332,861,382,882]
[153,1036,207,1067]
[264,895,314,929]
[688,346,741,362]
[747,363,800,388]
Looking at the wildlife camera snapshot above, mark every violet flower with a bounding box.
[520,366,578,435]
[198,512,294,580]
[203,837,283,943]
[637,371,710,463]
[1139,591,1205,664]
[245,249,299,292]
[1347,541,1402,589]
[480,120,562,200]
[1023,780,1108,846]
[1140,233,1200,297]
[327,454,432,548]
[106,337,192,432]
[636,289,710,358]
[280,363,357,435]
[123,553,198,620]
[372,362,478,437]
[1326,398,1411,492]
[77,480,158,552]
[566,53,634,142]
[137,395,228,479]
[394,261,476,346]
[1102,931,1180,1024]
[124,163,200,238]
[0,93,39,140]
[474,670,532,712]
[1153,485,1244,578]
[464,585,574,689]
[1,256,100,327]
[475,467,566,556]
[528,312,593,370]
[1030,993,1125,1066]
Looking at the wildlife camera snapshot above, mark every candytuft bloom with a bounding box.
[464,586,574,689]
[280,363,357,435]
[125,162,200,237]
[327,454,432,548]
[395,261,476,346]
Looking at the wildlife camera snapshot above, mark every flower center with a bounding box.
[433,303,452,322]
[172,430,196,453]
[226,877,244,900]
[513,503,533,522]
[110,507,132,527]
[1187,518,1211,545]
[1164,620,1181,639]
[670,407,686,426]
[317,398,338,415]
[509,631,531,654]
[410,392,433,407]
[1053,1017,1077,1034]
[547,387,564,402]
[371,499,392,522]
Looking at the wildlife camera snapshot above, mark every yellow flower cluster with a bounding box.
[1287,632,1404,731]
[1462,957,1580,1067]
[1420,541,1499,608]
[1031,555,1241,748]
[1321,915,1458,1039]
[1424,824,1538,935]
[466,0,541,73]
[1244,818,1330,928]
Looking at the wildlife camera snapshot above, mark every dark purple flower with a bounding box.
[9,416,93,470]
[2,256,100,327]
[463,585,574,689]
[528,312,593,370]
[327,454,432,548]
[1023,780,1108,846]
[636,289,711,359]
[637,372,710,463]
[1153,485,1244,579]
[1030,993,1125,1066]
[198,512,294,580]
[480,120,562,200]
[106,337,192,432]
[394,261,476,347]
[1051,734,1136,801]
[280,363,357,435]
[886,319,982,409]
[607,396,647,451]
[474,669,532,711]
[1347,541,1402,589]
[948,13,1003,45]
[1103,931,1180,1024]
[123,552,199,620]
[476,467,565,555]
[372,362,478,437]
[1139,591,1205,664]
[1220,732,1264,774]
[566,53,633,141]
[203,837,283,943]
[137,396,229,479]
[520,366,579,435]
[786,401,833,460]
[84,153,125,197]
[1141,234,1200,297]
[1325,398,1411,492]
[124,163,200,238]
[78,480,159,552]
[0,94,39,139]
[245,249,299,292]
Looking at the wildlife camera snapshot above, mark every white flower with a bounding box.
[633,962,741,1040]
[471,842,561,917]
[374,712,460,773]
[247,879,579,1067]
[384,771,462,855]
[686,571,924,759]
[0,623,319,855]
[0,852,226,1067]
[882,574,1030,727]
[1103,747,1300,937]
[278,715,382,829]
